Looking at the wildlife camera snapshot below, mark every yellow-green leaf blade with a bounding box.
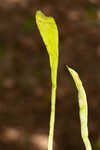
[67,66,92,150]
[35,11,58,78]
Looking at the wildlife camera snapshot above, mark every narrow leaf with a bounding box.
[67,66,92,150]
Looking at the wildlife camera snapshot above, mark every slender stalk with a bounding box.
[48,86,56,150]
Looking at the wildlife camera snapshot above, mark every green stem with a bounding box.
[48,86,56,150]
[48,61,58,150]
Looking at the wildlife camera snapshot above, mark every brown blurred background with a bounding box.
[0,0,100,150]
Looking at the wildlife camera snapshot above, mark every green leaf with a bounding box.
[67,66,92,150]
[35,10,59,150]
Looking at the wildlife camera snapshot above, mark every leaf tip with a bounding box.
[66,65,82,89]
